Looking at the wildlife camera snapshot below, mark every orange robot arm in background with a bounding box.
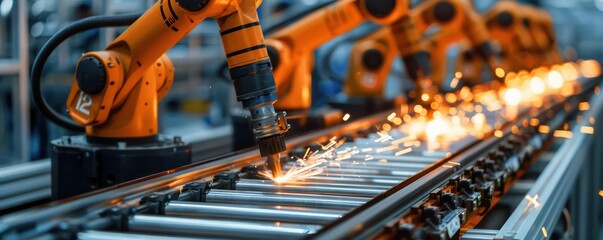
[484,1,540,72]
[65,0,289,163]
[265,0,410,110]
[523,6,563,66]
[344,0,502,98]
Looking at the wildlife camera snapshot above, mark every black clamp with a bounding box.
[182,182,211,202]
[98,206,135,231]
[139,190,180,215]
[213,172,240,190]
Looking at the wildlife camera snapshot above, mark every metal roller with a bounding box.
[77,231,204,240]
[206,189,369,209]
[235,179,385,197]
[301,175,400,186]
[165,201,343,224]
[129,215,316,239]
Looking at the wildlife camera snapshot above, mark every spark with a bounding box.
[365,155,374,161]
[579,102,590,111]
[546,70,564,89]
[374,131,393,142]
[361,147,373,153]
[376,144,399,153]
[530,76,545,94]
[394,148,412,156]
[421,93,430,102]
[525,194,540,208]
[393,117,403,125]
[538,125,550,134]
[382,123,392,131]
[530,118,540,126]
[504,88,522,106]
[580,126,594,134]
[387,112,397,121]
[391,135,417,145]
[303,148,311,159]
[343,113,351,121]
[590,117,596,125]
[599,190,603,197]
[455,72,463,78]
[541,227,548,238]
[553,130,573,139]
[495,68,505,78]
[494,130,504,138]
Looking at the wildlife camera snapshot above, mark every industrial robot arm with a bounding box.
[344,0,502,98]
[523,6,563,67]
[65,0,288,178]
[484,1,539,72]
[264,0,410,110]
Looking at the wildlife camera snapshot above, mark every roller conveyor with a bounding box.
[1,77,601,239]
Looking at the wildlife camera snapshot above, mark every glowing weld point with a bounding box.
[343,113,351,121]
[525,194,540,208]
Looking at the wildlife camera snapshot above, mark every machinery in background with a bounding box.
[31,0,289,199]
[484,1,540,72]
[336,0,503,115]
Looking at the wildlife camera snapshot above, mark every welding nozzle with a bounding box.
[266,153,283,179]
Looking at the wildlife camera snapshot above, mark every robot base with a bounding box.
[51,135,191,200]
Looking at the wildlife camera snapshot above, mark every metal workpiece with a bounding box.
[301,175,401,186]
[129,215,316,239]
[165,201,343,224]
[235,179,386,197]
[284,160,429,171]
[316,167,417,177]
[205,189,369,209]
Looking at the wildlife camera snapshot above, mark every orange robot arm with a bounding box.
[344,0,501,97]
[265,0,410,110]
[523,6,563,66]
[484,1,539,71]
[65,0,289,167]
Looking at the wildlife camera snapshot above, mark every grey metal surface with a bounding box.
[165,201,343,224]
[301,175,401,186]
[129,215,315,239]
[462,229,498,240]
[206,189,368,209]
[235,179,386,197]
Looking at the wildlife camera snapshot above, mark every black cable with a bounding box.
[31,11,143,131]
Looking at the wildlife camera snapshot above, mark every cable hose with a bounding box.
[31,11,143,132]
